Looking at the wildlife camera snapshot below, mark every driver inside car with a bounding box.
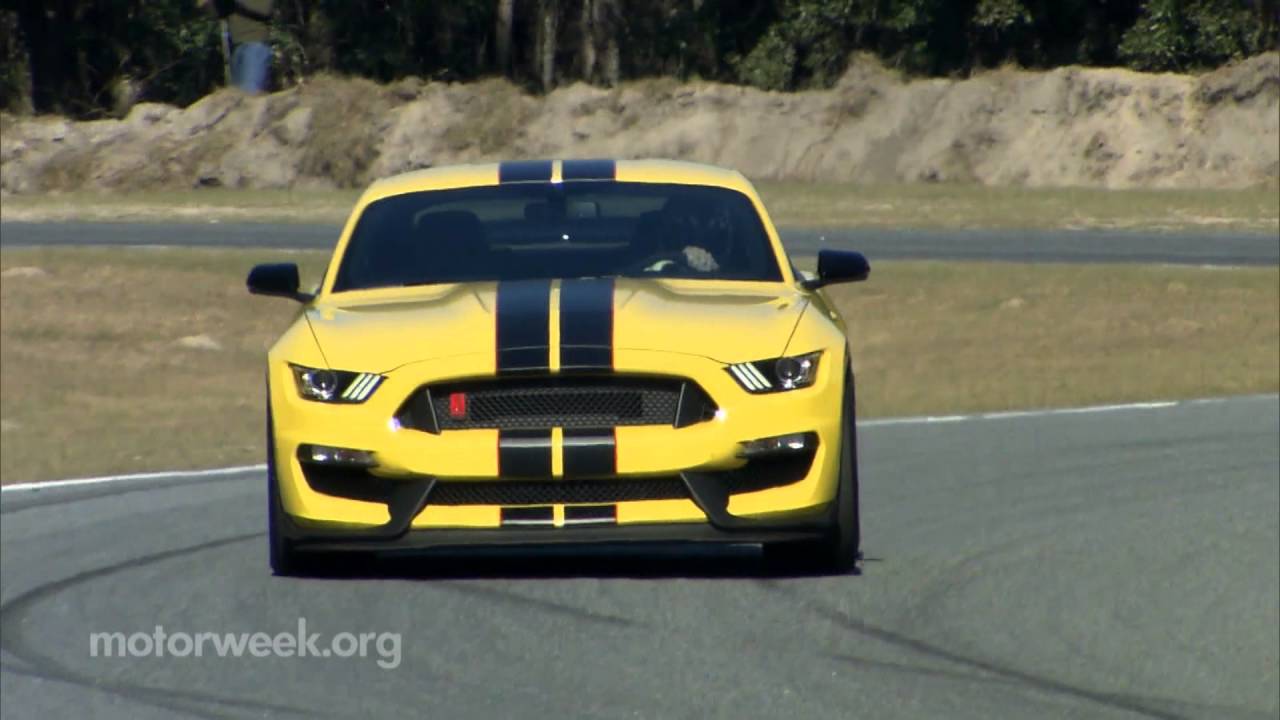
[642,195,734,274]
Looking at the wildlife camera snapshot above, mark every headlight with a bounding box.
[725,351,822,393]
[290,364,384,403]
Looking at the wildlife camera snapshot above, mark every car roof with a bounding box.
[362,159,757,203]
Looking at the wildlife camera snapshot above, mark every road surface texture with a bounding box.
[2,396,1277,719]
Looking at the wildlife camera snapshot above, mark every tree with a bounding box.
[535,0,559,90]
[1119,0,1266,70]
[579,0,619,85]
[2,0,1273,117]
[496,0,515,72]
[969,0,1032,67]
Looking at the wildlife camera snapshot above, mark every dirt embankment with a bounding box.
[1,53,1276,193]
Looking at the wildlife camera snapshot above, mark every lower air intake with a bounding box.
[430,477,689,505]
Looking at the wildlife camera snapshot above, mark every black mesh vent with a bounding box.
[724,451,815,495]
[429,477,689,505]
[404,376,715,431]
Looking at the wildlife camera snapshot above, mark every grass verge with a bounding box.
[1,183,1276,232]
[1,247,1276,483]
[757,182,1280,232]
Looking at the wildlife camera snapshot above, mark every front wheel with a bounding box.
[266,404,320,577]
[267,421,307,576]
[768,375,861,573]
[268,477,304,576]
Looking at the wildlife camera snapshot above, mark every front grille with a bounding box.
[429,477,689,505]
[400,376,715,431]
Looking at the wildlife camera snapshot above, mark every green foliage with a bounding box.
[1120,0,1194,69]
[315,0,494,82]
[0,10,30,114]
[732,0,959,89]
[970,0,1033,65]
[1120,0,1269,71]
[733,28,796,91]
[124,4,224,110]
[3,0,1274,117]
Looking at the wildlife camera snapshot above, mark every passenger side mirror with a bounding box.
[800,250,870,290]
[247,263,313,302]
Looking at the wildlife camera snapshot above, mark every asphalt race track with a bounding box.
[2,396,1278,720]
[2,221,1279,265]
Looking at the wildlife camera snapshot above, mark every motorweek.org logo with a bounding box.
[89,617,401,670]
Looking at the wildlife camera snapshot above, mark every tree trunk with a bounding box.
[496,0,514,73]
[536,0,559,91]
[580,0,620,86]
[603,37,620,86]
[1258,0,1279,53]
[600,0,620,86]
[16,1,63,114]
[580,0,597,82]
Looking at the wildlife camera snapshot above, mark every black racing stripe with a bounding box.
[498,160,554,183]
[561,158,616,181]
[563,428,616,478]
[496,279,552,374]
[560,278,615,370]
[498,429,553,478]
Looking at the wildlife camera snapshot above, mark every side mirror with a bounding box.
[800,250,870,290]
[247,263,312,302]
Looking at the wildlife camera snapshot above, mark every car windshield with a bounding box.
[331,182,783,291]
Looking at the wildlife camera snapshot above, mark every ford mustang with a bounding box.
[248,159,869,575]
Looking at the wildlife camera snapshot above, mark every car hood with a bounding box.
[305,278,809,372]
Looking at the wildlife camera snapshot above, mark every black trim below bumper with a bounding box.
[283,512,832,553]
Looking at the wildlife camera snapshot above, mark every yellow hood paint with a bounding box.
[304,277,809,373]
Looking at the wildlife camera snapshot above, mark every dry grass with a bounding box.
[1,248,1276,483]
[295,75,399,187]
[756,182,1280,232]
[824,262,1279,417]
[2,183,1276,232]
[0,188,362,224]
[0,248,328,483]
[439,79,537,154]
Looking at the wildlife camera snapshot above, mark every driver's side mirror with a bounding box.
[800,250,870,290]
[247,263,313,302]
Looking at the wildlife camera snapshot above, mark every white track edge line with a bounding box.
[1,464,267,494]
[3,393,1275,494]
[858,393,1277,428]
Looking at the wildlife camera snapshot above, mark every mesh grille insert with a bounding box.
[410,376,712,431]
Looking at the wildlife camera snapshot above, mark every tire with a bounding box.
[266,403,312,577]
[268,478,303,576]
[768,372,861,574]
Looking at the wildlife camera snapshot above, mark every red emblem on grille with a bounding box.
[449,392,467,419]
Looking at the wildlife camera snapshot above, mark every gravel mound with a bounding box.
[2,53,1275,192]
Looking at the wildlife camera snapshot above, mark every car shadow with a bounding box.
[298,545,873,581]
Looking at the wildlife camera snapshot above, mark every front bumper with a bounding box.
[283,448,831,549]
[270,347,846,544]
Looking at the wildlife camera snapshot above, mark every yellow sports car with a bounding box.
[248,159,869,575]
